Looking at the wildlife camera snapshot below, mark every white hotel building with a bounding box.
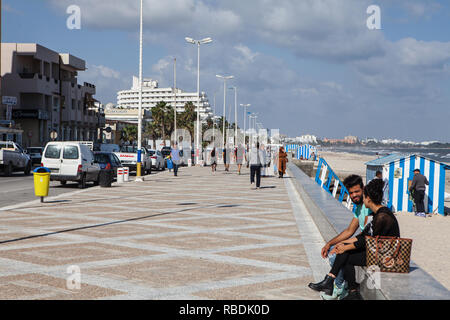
[117,77,213,120]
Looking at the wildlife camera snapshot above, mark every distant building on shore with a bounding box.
[295,134,318,144]
[117,77,212,121]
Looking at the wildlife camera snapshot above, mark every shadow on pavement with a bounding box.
[0,202,239,245]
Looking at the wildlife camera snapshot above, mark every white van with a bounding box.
[42,141,101,188]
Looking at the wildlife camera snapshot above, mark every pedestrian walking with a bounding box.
[210,147,217,173]
[277,147,288,178]
[409,169,429,217]
[223,147,230,172]
[170,142,181,177]
[236,144,246,175]
[249,142,264,189]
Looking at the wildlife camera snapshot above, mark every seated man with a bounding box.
[316,175,372,300]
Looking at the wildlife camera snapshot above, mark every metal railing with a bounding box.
[315,157,353,210]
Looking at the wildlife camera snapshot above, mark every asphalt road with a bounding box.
[0,170,97,209]
[0,167,165,209]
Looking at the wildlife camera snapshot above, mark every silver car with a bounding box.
[148,149,165,171]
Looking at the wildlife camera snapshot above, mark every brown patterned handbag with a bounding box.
[365,236,413,273]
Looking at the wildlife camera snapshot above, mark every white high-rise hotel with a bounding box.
[117,77,213,120]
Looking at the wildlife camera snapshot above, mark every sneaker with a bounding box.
[320,283,347,300]
[417,212,426,217]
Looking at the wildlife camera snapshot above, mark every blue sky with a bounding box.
[3,0,450,142]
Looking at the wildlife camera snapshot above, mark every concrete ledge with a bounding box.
[288,162,450,300]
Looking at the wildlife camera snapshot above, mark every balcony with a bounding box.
[16,73,58,94]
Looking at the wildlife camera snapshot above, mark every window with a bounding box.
[94,153,110,163]
[45,144,61,159]
[63,145,79,159]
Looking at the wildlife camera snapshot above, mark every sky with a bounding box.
[3,0,450,142]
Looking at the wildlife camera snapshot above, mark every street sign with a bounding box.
[50,131,58,140]
[2,96,17,105]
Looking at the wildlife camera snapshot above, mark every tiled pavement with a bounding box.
[0,166,330,300]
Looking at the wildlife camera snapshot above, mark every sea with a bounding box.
[320,145,450,164]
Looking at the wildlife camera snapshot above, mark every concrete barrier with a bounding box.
[288,162,450,300]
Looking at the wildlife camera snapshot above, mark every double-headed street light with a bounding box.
[216,75,234,149]
[185,37,213,165]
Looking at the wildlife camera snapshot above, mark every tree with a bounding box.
[121,125,138,145]
[178,102,196,142]
[151,101,174,142]
[144,122,160,149]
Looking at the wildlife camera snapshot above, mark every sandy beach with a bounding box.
[315,151,450,290]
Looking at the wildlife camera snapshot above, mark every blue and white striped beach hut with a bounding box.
[285,144,299,152]
[365,154,450,215]
[296,144,317,160]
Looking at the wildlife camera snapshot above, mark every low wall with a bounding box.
[288,162,450,300]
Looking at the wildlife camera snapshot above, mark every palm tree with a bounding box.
[152,101,174,142]
[121,125,138,145]
[144,122,160,149]
[178,102,196,142]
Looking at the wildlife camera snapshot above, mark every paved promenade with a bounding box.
[0,166,329,300]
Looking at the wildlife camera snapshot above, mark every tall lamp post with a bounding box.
[229,86,238,148]
[216,75,234,150]
[240,103,251,147]
[185,37,212,165]
[136,0,144,181]
[173,57,177,144]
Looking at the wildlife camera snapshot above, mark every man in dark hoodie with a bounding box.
[409,169,429,217]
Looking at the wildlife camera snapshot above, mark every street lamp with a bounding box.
[229,86,237,148]
[185,36,213,165]
[216,75,234,150]
[136,0,144,181]
[240,103,251,146]
[173,57,177,145]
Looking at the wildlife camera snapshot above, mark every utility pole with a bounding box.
[173,57,177,145]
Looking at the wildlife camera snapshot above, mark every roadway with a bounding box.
[0,171,96,209]
[0,167,159,209]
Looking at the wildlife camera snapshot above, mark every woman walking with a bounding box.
[249,142,264,189]
[236,144,246,175]
[277,147,288,178]
[308,179,400,300]
[210,147,217,173]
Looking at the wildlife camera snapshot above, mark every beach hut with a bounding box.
[296,144,317,160]
[285,144,299,152]
[365,154,450,215]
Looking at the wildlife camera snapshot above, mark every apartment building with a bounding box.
[0,43,105,147]
[117,77,212,121]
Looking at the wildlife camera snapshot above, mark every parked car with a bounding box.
[148,149,165,170]
[41,141,100,189]
[26,147,43,165]
[100,144,120,153]
[0,141,32,176]
[114,145,152,174]
[93,152,122,176]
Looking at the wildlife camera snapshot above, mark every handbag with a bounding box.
[365,236,413,273]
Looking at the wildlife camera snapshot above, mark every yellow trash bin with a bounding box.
[33,167,51,201]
